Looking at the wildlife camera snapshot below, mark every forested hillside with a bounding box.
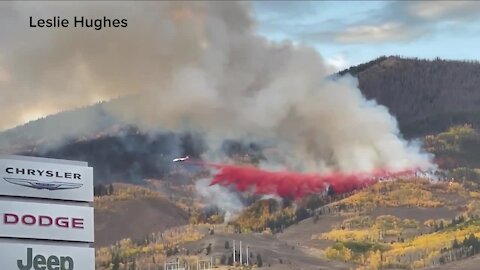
[341,56,480,137]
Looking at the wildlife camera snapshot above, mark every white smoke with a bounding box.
[0,1,434,174]
[195,178,244,222]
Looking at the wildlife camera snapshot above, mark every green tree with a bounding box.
[109,183,114,195]
[111,252,120,270]
[439,220,444,231]
[206,243,212,255]
[453,238,460,249]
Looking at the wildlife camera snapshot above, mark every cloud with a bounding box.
[296,1,480,45]
[252,1,327,42]
[312,22,427,44]
[408,1,480,21]
[253,1,319,20]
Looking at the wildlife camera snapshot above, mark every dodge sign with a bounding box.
[0,200,94,243]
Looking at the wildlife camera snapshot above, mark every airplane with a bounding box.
[173,156,190,162]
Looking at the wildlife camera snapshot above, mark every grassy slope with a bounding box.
[94,183,189,246]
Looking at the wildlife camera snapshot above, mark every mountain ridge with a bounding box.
[2,56,480,184]
[2,55,480,148]
[340,56,480,137]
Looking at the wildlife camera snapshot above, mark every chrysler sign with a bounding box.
[0,241,94,270]
[0,200,94,243]
[0,157,93,202]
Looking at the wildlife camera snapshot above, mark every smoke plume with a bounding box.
[0,1,437,216]
[1,1,436,217]
[195,178,244,221]
[0,1,433,174]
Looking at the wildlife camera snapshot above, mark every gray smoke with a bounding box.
[195,178,244,222]
[0,1,433,174]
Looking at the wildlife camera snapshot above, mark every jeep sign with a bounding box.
[0,201,94,243]
[0,157,93,202]
[0,242,94,270]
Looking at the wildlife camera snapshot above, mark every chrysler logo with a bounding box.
[3,178,83,191]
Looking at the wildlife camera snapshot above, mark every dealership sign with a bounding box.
[0,155,94,269]
[0,241,94,270]
[0,157,93,202]
[0,200,94,243]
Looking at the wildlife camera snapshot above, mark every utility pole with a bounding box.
[240,241,243,265]
[233,240,236,264]
[246,245,249,266]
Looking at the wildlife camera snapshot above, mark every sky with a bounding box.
[253,1,480,70]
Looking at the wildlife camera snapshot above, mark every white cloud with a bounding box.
[310,22,427,44]
[285,1,480,45]
[334,23,415,43]
[408,1,480,20]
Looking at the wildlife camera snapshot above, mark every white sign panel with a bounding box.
[0,241,94,270]
[0,200,94,243]
[0,157,93,202]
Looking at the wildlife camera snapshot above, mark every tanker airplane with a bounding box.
[173,156,190,162]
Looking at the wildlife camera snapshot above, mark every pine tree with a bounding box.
[206,243,212,255]
[111,252,120,270]
[109,183,114,195]
[453,238,460,249]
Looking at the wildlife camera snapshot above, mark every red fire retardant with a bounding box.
[189,161,413,199]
